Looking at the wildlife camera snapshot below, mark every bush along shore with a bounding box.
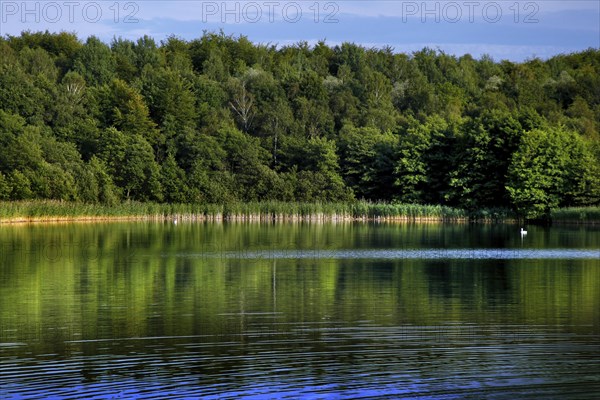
[2,200,585,224]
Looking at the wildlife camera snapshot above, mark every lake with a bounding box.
[1,222,599,399]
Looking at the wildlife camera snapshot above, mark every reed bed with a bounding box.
[0,200,523,224]
[550,207,600,224]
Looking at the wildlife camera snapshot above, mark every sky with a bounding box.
[0,1,598,61]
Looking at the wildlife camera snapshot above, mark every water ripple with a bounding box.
[2,325,599,399]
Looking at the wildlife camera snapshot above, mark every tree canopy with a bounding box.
[1,31,599,218]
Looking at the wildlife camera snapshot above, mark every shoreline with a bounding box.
[0,214,496,225]
[1,201,598,225]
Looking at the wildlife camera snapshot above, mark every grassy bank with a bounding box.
[0,200,522,224]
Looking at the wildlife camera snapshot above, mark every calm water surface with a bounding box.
[1,222,599,399]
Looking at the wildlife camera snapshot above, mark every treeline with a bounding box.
[0,31,599,218]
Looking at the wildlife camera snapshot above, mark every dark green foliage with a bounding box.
[447,110,524,209]
[0,32,599,217]
[395,115,448,203]
[338,126,397,200]
[97,127,162,201]
[0,171,12,200]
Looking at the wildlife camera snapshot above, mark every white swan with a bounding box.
[520,228,527,235]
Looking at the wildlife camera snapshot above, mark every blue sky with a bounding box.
[1,1,598,61]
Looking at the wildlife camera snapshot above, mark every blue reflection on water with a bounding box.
[182,248,600,260]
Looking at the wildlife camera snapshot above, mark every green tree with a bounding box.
[447,111,523,209]
[1,31,599,208]
[111,38,138,81]
[19,46,59,81]
[0,59,48,122]
[228,77,255,132]
[0,111,86,201]
[94,79,160,147]
[51,71,101,157]
[395,116,450,203]
[73,36,115,85]
[139,66,196,133]
[160,153,189,203]
[97,127,162,201]
[73,156,119,204]
[360,67,397,131]
[338,125,397,200]
[4,30,81,75]
[88,156,120,204]
[0,171,11,199]
[506,127,599,218]
[217,127,281,200]
[133,35,163,71]
[7,170,33,200]
[281,136,351,201]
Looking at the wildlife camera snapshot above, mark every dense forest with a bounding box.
[0,31,599,218]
